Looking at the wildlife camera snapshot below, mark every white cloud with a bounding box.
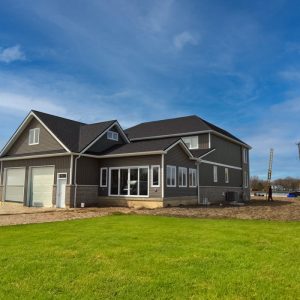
[0,45,25,63]
[0,92,66,116]
[173,31,199,50]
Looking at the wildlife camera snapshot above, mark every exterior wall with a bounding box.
[7,118,65,156]
[242,147,251,201]
[163,196,197,207]
[99,155,162,198]
[86,125,126,154]
[1,155,71,206]
[198,133,209,149]
[76,156,100,185]
[98,197,163,209]
[164,144,197,198]
[209,134,242,166]
[199,163,242,187]
[199,186,244,204]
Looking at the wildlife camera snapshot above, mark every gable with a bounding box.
[6,118,65,156]
[85,125,127,154]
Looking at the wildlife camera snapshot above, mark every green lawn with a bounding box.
[0,215,299,300]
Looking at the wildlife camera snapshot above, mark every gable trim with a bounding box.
[199,159,242,170]
[164,139,196,160]
[80,121,130,154]
[198,148,216,159]
[0,111,71,157]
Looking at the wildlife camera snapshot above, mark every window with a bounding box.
[178,167,187,187]
[243,149,248,164]
[166,165,176,187]
[189,168,197,187]
[213,166,218,183]
[29,128,40,145]
[225,168,229,183]
[100,168,107,187]
[182,136,198,149]
[151,165,160,187]
[109,167,149,197]
[107,130,119,141]
[244,171,249,188]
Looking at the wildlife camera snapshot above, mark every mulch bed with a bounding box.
[0,197,299,226]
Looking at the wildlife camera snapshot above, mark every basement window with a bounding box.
[29,128,40,145]
[107,130,119,141]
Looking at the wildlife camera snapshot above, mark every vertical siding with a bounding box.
[7,118,65,156]
[198,134,209,149]
[76,156,101,185]
[209,134,242,166]
[164,144,197,197]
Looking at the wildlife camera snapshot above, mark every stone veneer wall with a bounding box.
[163,196,198,207]
[74,185,99,208]
[199,186,245,204]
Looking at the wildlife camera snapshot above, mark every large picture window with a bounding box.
[189,168,197,187]
[166,165,176,187]
[109,167,149,197]
[178,167,187,187]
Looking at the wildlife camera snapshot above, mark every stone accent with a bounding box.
[98,196,163,209]
[199,186,244,204]
[65,185,75,207]
[163,196,198,207]
[52,185,57,207]
[74,185,99,208]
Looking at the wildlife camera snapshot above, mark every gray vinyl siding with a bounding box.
[164,144,197,198]
[99,155,162,198]
[209,134,242,166]
[86,126,126,154]
[76,156,100,185]
[199,163,242,187]
[198,134,209,149]
[7,118,65,156]
[1,156,71,205]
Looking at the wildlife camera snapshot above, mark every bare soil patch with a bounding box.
[0,197,299,226]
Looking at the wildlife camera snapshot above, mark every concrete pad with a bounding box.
[0,202,58,215]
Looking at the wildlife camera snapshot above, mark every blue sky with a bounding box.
[0,0,299,179]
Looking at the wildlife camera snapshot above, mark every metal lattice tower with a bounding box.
[267,148,274,186]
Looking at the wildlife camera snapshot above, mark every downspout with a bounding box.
[74,155,81,208]
[161,154,165,200]
[197,161,200,205]
[0,160,3,205]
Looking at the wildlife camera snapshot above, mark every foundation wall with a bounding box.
[163,196,198,207]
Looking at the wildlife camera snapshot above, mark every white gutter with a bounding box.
[0,152,71,161]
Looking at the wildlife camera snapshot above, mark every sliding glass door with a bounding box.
[109,167,149,197]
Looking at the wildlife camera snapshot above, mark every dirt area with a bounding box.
[0,197,299,226]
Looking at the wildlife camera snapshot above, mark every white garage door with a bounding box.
[30,167,55,207]
[5,168,26,202]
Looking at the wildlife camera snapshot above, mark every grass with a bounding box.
[0,216,299,299]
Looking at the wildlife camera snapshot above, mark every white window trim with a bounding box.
[107,130,119,141]
[182,136,199,150]
[213,166,218,183]
[151,165,160,187]
[178,167,187,188]
[29,128,40,145]
[189,168,197,188]
[225,168,229,184]
[166,165,176,187]
[108,166,149,197]
[100,168,108,187]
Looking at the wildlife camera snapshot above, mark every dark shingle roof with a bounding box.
[32,110,116,152]
[101,137,181,156]
[190,148,215,158]
[125,115,248,146]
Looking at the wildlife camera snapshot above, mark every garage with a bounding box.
[4,168,26,203]
[30,166,55,207]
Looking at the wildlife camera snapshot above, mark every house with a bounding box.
[0,111,251,208]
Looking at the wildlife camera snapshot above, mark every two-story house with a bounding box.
[0,111,250,208]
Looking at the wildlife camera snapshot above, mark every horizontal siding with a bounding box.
[7,118,65,156]
[209,134,242,166]
[164,144,197,198]
[1,156,71,205]
[199,163,242,187]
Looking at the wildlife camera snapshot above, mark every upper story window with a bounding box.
[107,130,119,141]
[243,148,248,164]
[29,128,40,145]
[182,136,198,149]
